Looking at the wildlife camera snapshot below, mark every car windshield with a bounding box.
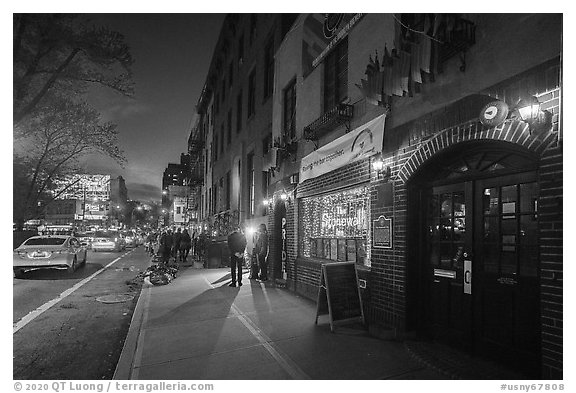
[24,237,67,246]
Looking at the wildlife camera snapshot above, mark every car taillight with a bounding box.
[114,237,118,242]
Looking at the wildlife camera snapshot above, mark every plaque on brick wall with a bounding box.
[373,215,392,249]
[315,262,365,332]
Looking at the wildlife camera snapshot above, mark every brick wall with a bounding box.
[536,89,563,379]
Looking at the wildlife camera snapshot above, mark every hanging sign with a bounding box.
[299,114,386,183]
[479,100,509,127]
[373,215,392,249]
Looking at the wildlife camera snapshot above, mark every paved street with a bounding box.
[13,247,150,380]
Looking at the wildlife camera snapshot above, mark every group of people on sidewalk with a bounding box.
[146,227,197,264]
[227,223,269,287]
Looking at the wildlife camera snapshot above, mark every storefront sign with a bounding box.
[300,114,386,183]
[281,216,288,280]
[479,100,509,127]
[373,215,392,249]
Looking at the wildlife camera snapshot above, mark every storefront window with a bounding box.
[301,185,370,266]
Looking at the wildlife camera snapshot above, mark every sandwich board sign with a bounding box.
[315,262,365,332]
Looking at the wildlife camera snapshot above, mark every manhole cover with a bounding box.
[95,294,134,304]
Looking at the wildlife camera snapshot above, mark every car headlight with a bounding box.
[17,251,27,257]
[114,237,118,242]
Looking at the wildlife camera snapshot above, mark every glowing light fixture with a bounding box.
[515,95,553,134]
[517,96,541,122]
[372,153,391,181]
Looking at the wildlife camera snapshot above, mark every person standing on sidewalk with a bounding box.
[255,224,269,282]
[172,228,182,262]
[160,229,173,264]
[179,229,192,262]
[227,225,246,287]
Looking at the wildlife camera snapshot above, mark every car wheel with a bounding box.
[68,257,77,273]
[14,268,25,279]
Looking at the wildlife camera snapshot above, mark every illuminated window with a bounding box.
[301,185,370,266]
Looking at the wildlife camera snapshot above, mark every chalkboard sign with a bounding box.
[315,262,365,332]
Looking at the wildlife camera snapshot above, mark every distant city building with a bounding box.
[109,176,128,227]
[48,174,111,228]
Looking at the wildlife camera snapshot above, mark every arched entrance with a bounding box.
[408,140,541,377]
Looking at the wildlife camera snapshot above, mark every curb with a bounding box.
[113,279,151,380]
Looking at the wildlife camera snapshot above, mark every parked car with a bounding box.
[91,231,126,252]
[13,235,87,278]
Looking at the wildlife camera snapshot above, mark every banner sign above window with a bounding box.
[299,114,386,183]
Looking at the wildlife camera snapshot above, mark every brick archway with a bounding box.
[397,119,556,184]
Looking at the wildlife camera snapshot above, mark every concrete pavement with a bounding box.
[114,260,528,380]
[114,262,446,380]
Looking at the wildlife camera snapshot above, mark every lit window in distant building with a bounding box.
[323,37,348,112]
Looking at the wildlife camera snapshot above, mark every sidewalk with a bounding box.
[113,262,524,380]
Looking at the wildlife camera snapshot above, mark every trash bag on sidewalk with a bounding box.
[134,263,179,286]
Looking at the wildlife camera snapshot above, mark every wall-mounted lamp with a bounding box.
[515,96,553,134]
[372,154,391,181]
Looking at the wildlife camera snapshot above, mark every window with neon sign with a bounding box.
[301,185,370,266]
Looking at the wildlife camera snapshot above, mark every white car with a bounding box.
[14,235,87,278]
[91,231,126,252]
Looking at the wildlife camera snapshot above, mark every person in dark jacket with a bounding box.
[179,229,192,262]
[254,224,270,281]
[172,228,182,261]
[160,229,173,264]
[227,226,247,287]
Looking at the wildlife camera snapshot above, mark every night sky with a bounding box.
[83,14,225,203]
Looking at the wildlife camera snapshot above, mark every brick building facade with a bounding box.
[193,13,562,379]
[265,14,562,379]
